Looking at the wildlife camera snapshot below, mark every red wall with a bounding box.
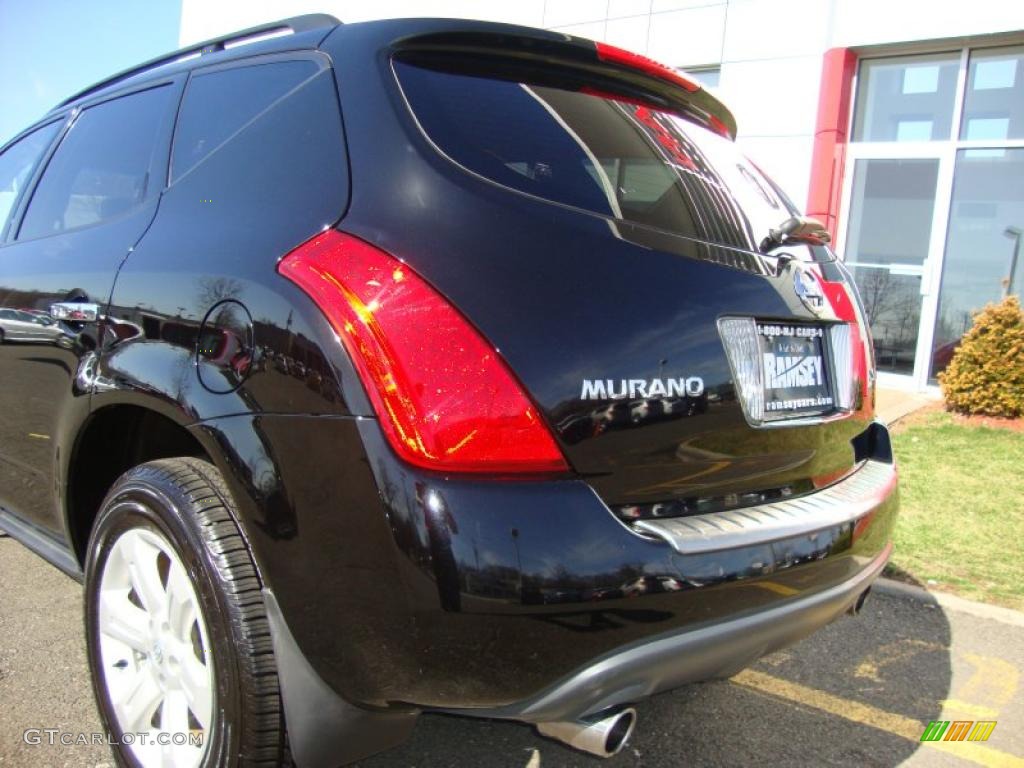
[806,48,858,240]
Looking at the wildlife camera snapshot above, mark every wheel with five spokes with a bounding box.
[84,458,286,767]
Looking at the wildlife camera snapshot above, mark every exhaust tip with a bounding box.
[603,709,636,755]
[848,586,871,615]
[537,707,637,758]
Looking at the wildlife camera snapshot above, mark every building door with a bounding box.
[838,46,1024,390]
[842,153,946,380]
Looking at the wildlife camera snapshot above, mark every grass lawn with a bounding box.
[886,408,1024,610]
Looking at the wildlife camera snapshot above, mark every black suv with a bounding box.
[0,15,898,767]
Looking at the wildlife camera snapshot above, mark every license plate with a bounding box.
[757,322,834,418]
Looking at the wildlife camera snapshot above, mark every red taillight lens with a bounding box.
[278,230,569,475]
[595,42,700,93]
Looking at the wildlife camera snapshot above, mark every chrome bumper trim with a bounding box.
[632,459,897,555]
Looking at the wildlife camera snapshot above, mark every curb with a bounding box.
[873,577,1024,627]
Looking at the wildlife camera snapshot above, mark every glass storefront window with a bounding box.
[931,148,1024,378]
[845,43,1024,388]
[845,159,939,265]
[960,46,1024,141]
[852,53,960,142]
[844,159,939,375]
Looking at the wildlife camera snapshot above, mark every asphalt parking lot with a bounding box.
[2,535,1023,768]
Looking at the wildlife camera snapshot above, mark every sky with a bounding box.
[0,0,534,145]
[0,0,182,145]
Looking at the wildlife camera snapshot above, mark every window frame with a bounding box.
[850,51,962,144]
[8,74,186,245]
[0,117,69,244]
[837,42,1024,390]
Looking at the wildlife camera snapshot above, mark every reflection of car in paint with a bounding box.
[198,326,251,376]
[630,396,700,423]
[596,400,632,431]
[630,399,655,422]
[0,14,898,767]
[559,395,705,442]
[539,587,585,605]
[585,585,625,601]
[622,575,685,597]
[0,307,71,346]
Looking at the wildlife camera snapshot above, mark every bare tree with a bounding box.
[855,268,900,328]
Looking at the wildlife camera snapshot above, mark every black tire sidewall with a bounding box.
[84,475,241,768]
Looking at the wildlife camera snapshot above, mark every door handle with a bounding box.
[50,302,101,322]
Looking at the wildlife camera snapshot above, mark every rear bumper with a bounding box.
[446,541,890,723]
[243,414,896,703]
[216,414,898,765]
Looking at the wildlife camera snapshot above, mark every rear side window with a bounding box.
[0,121,61,238]
[18,86,172,240]
[394,59,795,253]
[171,60,319,181]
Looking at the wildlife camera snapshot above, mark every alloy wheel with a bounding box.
[96,523,214,767]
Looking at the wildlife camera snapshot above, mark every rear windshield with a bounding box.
[394,58,800,255]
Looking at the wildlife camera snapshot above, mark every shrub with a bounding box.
[939,295,1024,418]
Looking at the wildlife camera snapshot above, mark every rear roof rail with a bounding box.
[56,13,341,109]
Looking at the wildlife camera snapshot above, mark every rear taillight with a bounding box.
[278,230,569,474]
[829,323,855,411]
[595,42,701,93]
[821,274,874,411]
[718,317,765,423]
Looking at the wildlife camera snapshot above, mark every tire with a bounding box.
[84,457,287,767]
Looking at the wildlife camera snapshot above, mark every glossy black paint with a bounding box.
[0,15,896,734]
[324,20,874,509]
[191,409,895,709]
[0,77,182,535]
[100,51,357,422]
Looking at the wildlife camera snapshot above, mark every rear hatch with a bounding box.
[336,25,876,517]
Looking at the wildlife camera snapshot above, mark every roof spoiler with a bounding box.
[394,30,737,139]
[55,14,341,110]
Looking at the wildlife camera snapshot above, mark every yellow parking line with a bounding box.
[961,654,1020,708]
[854,639,946,683]
[732,669,1024,768]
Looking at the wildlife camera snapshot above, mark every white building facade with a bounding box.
[182,0,1024,391]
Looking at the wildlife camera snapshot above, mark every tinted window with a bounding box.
[394,60,793,252]
[172,60,319,181]
[0,122,61,237]
[18,86,172,240]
